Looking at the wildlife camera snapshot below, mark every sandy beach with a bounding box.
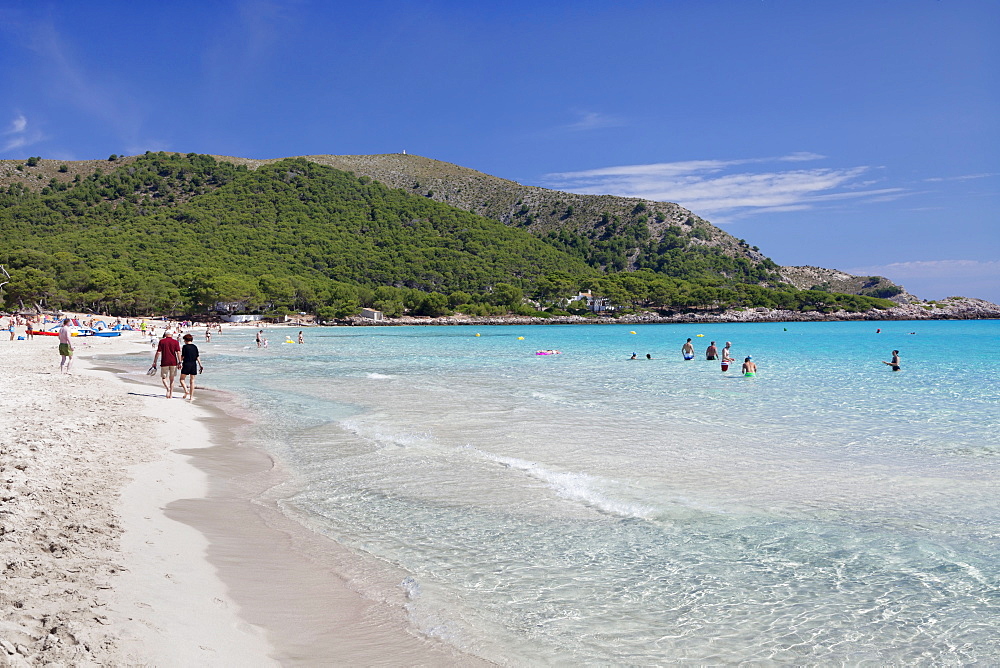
[0,330,481,666]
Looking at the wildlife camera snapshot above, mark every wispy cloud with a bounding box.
[924,173,999,183]
[2,113,44,153]
[562,110,625,132]
[542,153,902,220]
[779,151,826,162]
[8,115,27,133]
[37,26,132,121]
[847,259,1000,280]
[203,0,298,103]
[13,17,151,154]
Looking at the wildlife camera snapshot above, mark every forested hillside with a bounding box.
[221,153,779,281]
[0,152,894,317]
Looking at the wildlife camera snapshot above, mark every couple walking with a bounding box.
[152,332,204,400]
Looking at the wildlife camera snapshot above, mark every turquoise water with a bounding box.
[136,321,1000,664]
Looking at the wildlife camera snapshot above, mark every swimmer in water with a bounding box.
[630,352,638,360]
[646,353,652,359]
[742,356,757,377]
[882,350,901,371]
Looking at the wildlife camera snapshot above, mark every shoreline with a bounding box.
[0,333,483,665]
[334,297,1000,327]
[152,378,485,666]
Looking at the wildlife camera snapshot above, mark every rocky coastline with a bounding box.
[340,297,1000,327]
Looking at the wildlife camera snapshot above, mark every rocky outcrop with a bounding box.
[778,266,916,303]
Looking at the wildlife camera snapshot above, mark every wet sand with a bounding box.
[0,332,483,666]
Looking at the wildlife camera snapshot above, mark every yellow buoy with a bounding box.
[630,331,636,334]
[517,336,524,340]
[475,333,480,337]
[696,334,705,337]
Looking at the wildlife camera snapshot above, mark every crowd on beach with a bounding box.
[0,311,313,403]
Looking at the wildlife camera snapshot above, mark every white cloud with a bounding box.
[2,113,44,153]
[778,151,826,162]
[542,154,898,219]
[8,114,27,133]
[924,173,998,183]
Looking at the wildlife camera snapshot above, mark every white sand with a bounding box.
[0,332,482,666]
[0,333,273,665]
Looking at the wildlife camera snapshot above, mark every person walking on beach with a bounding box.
[153,331,182,398]
[706,341,718,360]
[742,356,757,377]
[179,333,204,401]
[58,318,74,374]
[682,338,695,360]
[882,350,901,371]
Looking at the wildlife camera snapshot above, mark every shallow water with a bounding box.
[127,320,1000,664]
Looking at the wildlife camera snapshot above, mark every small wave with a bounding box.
[338,419,435,450]
[366,372,394,379]
[479,451,656,520]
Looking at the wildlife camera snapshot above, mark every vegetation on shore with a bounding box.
[0,152,895,318]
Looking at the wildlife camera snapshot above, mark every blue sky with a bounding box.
[2,0,997,302]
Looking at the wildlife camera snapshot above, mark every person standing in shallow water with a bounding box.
[682,338,695,360]
[706,341,718,360]
[742,356,757,377]
[882,350,901,371]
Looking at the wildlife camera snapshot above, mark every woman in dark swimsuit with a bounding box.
[180,334,204,401]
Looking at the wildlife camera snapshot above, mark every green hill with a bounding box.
[0,152,894,317]
[213,153,779,281]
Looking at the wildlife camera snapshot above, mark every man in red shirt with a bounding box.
[153,331,182,398]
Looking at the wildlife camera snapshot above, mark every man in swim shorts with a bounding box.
[706,341,718,360]
[682,338,695,360]
[742,356,757,377]
[153,331,182,398]
[58,318,74,374]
